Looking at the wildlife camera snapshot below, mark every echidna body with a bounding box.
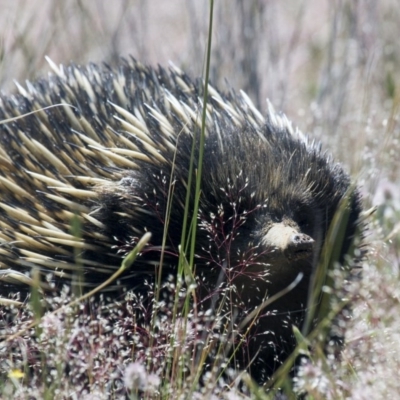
[0,58,361,383]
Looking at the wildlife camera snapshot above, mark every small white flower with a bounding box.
[124,362,160,393]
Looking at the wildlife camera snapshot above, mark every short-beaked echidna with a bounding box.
[0,58,362,383]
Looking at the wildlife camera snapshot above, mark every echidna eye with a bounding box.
[295,208,314,233]
[298,217,309,228]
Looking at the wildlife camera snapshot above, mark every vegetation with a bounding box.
[1,1,399,398]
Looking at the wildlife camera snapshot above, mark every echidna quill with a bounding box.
[0,58,362,384]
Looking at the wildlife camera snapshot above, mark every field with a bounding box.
[0,1,399,399]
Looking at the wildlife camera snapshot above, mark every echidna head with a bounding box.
[93,112,358,301]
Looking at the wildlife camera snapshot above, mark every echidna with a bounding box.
[0,58,362,384]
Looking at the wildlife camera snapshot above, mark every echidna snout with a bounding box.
[262,222,315,262]
[286,232,315,261]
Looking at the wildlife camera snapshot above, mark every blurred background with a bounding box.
[0,0,399,244]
